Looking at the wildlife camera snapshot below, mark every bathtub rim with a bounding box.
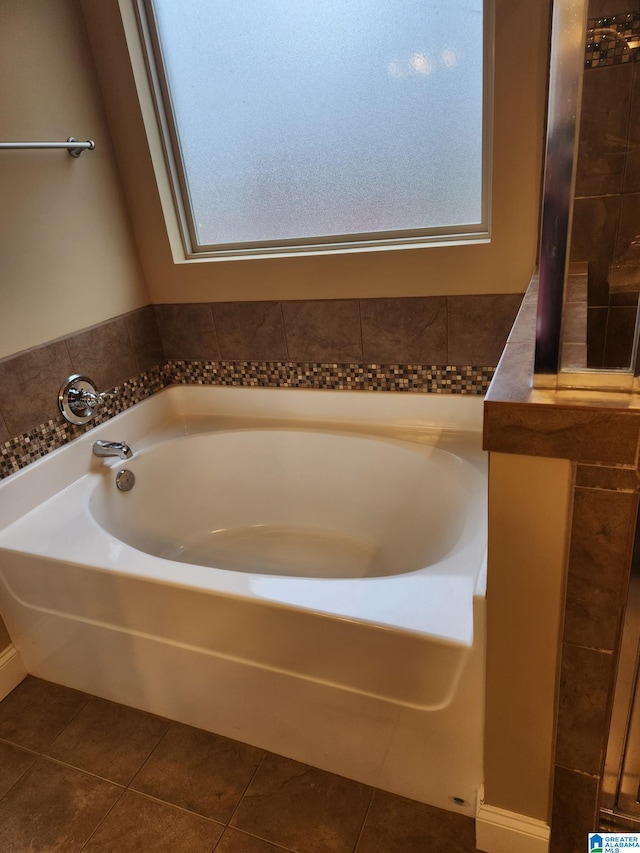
[0,384,486,528]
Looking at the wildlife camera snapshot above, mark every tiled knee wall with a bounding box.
[0,294,521,479]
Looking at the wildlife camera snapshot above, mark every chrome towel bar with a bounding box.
[0,138,95,157]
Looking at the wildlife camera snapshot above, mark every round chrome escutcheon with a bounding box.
[116,470,135,492]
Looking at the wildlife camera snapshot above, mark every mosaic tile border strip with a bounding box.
[166,360,495,394]
[0,360,493,480]
[585,11,640,67]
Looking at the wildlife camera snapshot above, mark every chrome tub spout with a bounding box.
[93,440,133,460]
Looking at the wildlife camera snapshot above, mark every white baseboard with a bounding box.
[476,803,550,853]
[0,645,27,701]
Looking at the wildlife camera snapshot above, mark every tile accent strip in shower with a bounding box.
[585,11,640,67]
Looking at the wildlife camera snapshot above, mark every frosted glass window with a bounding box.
[146,0,486,253]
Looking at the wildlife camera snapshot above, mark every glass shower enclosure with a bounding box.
[535,0,640,390]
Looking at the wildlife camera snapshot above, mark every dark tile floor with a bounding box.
[0,677,479,852]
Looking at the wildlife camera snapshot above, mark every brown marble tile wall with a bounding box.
[575,64,633,199]
[603,305,638,367]
[0,306,162,439]
[589,1,640,17]
[155,304,219,362]
[360,297,447,363]
[213,302,288,362]
[154,294,522,368]
[550,475,638,853]
[483,404,640,464]
[563,486,637,651]
[571,195,621,307]
[550,766,600,853]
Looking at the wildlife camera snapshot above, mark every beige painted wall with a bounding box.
[0,619,10,651]
[83,0,551,304]
[0,0,149,360]
[485,452,573,822]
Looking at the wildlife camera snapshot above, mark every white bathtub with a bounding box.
[0,385,486,813]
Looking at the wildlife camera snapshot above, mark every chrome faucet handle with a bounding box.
[59,375,113,425]
[68,387,100,412]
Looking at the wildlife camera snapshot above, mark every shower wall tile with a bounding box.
[603,305,639,367]
[610,290,640,305]
[66,316,138,392]
[549,766,599,853]
[0,414,9,445]
[360,297,447,364]
[615,191,640,259]
[625,64,640,192]
[563,487,637,651]
[560,343,588,370]
[447,294,523,366]
[282,300,362,363]
[126,306,164,373]
[0,341,73,436]
[587,306,608,367]
[564,265,588,301]
[155,304,220,361]
[213,302,288,362]
[555,643,614,776]
[571,195,621,306]
[588,0,639,15]
[560,301,587,344]
[575,64,632,197]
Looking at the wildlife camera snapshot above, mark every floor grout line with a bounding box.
[0,751,36,808]
[76,784,128,853]
[28,752,130,789]
[351,787,376,853]
[39,692,93,755]
[215,825,300,852]
[0,735,40,756]
[125,718,173,789]
[121,787,227,825]
[226,749,267,828]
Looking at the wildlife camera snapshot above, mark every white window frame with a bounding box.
[131,0,494,262]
